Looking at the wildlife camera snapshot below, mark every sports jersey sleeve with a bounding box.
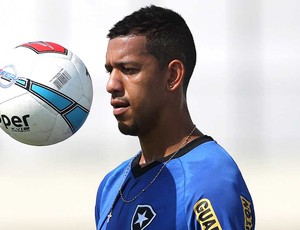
[180,141,255,230]
[95,172,110,226]
[191,188,254,229]
[95,160,132,230]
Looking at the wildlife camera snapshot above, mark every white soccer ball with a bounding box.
[0,41,93,146]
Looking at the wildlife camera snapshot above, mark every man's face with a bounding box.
[105,36,169,136]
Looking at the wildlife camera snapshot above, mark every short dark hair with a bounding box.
[107,5,197,96]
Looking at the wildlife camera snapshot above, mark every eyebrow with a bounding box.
[104,64,112,72]
[105,61,141,69]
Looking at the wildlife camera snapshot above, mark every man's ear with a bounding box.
[166,60,185,91]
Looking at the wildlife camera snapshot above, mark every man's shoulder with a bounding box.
[179,138,237,168]
[101,158,132,185]
[96,158,132,206]
[176,139,247,192]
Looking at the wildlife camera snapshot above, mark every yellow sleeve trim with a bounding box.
[194,198,222,230]
[240,196,253,230]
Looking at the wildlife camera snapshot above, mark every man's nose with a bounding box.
[106,69,123,94]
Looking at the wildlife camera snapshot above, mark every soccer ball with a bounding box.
[0,41,93,146]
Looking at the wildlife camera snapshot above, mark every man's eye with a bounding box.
[122,67,138,75]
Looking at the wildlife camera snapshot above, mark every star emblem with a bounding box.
[135,211,149,227]
[131,205,156,230]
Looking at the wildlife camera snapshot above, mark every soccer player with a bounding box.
[95,5,255,230]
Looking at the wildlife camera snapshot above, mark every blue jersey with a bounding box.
[95,136,255,229]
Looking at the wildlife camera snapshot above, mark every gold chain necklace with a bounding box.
[107,125,196,223]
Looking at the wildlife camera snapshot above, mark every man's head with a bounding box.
[107,5,196,96]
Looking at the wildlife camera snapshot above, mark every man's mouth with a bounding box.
[111,99,130,116]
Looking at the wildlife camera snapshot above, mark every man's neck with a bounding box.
[138,123,202,167]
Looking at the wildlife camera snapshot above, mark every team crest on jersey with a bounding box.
[240,196,253,230]
[194,198,222,230]
[131,205,156,230]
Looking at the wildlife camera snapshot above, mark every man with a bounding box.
[95,5,255,230]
